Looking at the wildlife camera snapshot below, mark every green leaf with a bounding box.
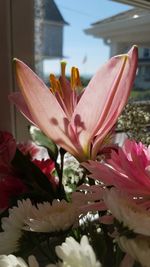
[29,126,58,160]
[115,244,125,267]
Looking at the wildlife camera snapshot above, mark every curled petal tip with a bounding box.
[114,45,138,59]
[13,58,22,70]
[13,58,21,64]
[13,58,19,71]
[13,58,17,66]
[128,45,138,56]
[13,58,27,67]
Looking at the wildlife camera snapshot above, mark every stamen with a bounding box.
[75,68,82,88]
[61,61,67,79]
[49,74,57,93]
[56,79,63,97]
[71,67,76,90]
[71,67,82,90]
[49,74,63,97]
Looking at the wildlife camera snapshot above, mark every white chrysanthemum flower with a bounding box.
[104,188,150,236]
[0,231,22,254]
[24,199,78,232]
[0,254,50,267]
[118,235,150,267]
[54,235,101,267]
[0,199,33,254]
[0,198,79,254]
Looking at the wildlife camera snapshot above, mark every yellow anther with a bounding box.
[71,67,82,90]
[71,67,76,90]
[61,61,67,79]
[49,73,63,97]
[75,68,82,87]
[49,74,57,93]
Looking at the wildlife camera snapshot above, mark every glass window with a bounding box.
[143,48,150,59]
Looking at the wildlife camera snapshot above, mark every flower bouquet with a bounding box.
[0,46,148,267]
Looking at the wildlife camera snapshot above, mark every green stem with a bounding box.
[54,148,66,200]
[101,224,115,267]
[34,235,52,262]
[59,148,65,184]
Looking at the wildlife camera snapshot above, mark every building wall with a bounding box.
[34,0,64,78]
[34,0,45,77]
[135,48,150,89]
[43,22,63,57]
[34,0,44,61]
[109,42,129,56]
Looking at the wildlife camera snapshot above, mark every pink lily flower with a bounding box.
[9,46,138,161]
[83,139,150,199]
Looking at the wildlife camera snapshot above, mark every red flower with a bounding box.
[33,159,58,190]
[0,131,27,210]
[0,131,16,166]
[0,166,27,210]
[17,141,41,159]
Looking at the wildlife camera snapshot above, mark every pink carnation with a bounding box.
[83,139,150,200]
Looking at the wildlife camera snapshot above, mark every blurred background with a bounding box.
[36,0,150,92]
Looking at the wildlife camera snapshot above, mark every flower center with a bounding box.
[49,62,82,96]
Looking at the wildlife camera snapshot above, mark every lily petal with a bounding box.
[71,46,138,157]
[9,92,36,125]
[92,46,138,158]
[14,59,79,158]
[59,76,75,118]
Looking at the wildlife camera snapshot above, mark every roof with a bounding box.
[91,7,149,26]
[44,0,69,25]
[111,0,150,9]
[84,7,150,45]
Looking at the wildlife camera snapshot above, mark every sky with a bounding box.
[44,0,132,77]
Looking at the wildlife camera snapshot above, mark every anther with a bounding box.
[61,61,67,79]
[71,67,82,90]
